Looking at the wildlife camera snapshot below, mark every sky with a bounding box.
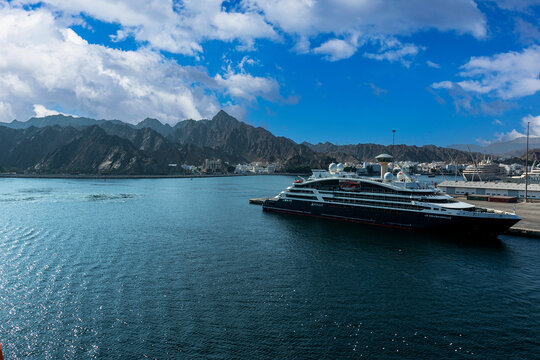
[0,0,539,146]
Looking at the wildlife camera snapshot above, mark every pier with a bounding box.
[456,197,540,238]
[249,197,272,205]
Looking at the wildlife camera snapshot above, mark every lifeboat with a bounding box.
[340,181,360,190]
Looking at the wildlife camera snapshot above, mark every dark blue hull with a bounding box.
[262,199,519,237]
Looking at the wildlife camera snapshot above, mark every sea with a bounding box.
[0,176,538,359]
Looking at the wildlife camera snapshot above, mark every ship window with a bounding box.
[286,194,317,200]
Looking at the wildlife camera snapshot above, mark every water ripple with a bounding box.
[0,177,538,359]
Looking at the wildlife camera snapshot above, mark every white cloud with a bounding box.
[246,0,486,38]
[214,71,280,102]
[431,81,454,89]
[364,40,422,67]
[485,114,540,144]
[33,104,75,118]
[245,0,486,61]
[15,0,279,56]
[457,46,540,99]
[0,101,14,120]
[523,114,540,137]
[432,45,540,112]
[13,0,486,63]
[426,60,441,68]
[313,39,358,61]
[514,18,540,45]
[0,6,284,123]
[493,0,540,11]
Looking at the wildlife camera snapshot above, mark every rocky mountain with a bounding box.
[5,115,103,129]
[0,126,81,169]
[448,136,540,157]
[136,118,174,136]
[499,148,540,165]
[303,141,476,163]
[167,110,329,166]
[0,110,483,174]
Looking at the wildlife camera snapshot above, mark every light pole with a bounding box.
[525,121,530,202]
[392,129,396,155]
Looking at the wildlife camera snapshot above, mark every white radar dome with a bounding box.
[383,172,393,182]
[336,163,344,173]
[329,163,337,173]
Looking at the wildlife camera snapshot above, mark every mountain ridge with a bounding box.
[0,111,492,174]
[448,136,540,157]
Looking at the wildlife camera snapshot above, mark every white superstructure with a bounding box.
[462,159,504,181]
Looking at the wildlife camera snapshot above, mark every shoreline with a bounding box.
[0,173,307,180]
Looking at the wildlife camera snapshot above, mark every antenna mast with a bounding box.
[525,121,530,202]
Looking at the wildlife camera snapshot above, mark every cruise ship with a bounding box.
[462,159,504,181]
[263,155,520,237]
[506,162,540,184]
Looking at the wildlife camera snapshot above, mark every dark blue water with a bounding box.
[0,176,538,359]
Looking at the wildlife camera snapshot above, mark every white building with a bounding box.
[203,159,222,173]
[438,180,540,199]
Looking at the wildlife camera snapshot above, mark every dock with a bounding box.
[249,197,272,205]
[457,197,540,238]
[249,196,540,238]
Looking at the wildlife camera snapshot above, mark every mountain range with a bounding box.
[0,110,499,174]
[448,136,540,157]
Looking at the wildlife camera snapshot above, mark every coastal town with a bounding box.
[173,158,536,179]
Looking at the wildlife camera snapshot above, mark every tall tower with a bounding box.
[376,153,394,179]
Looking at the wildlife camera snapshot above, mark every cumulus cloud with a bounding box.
[313,39,358,61]
[15,0,279,56]
[524,114,540,136]
[33,104,75,118]
[246,0,486,38]
[431,45,540,114]
[245,0,486,61]
[0,6,285,123]
[484,114,540,144]
[214,71,279,102]
[457,45,540,99]
[14,0,486,63]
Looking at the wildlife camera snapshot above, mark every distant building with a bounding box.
[203,159,222,173]
[234,164,250,174]
[234,162,277,174]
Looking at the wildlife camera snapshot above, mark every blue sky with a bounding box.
[0,0,539,146]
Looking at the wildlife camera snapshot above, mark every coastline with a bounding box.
[0,173,307,180]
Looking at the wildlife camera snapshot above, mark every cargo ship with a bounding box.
[263,154,520,237]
